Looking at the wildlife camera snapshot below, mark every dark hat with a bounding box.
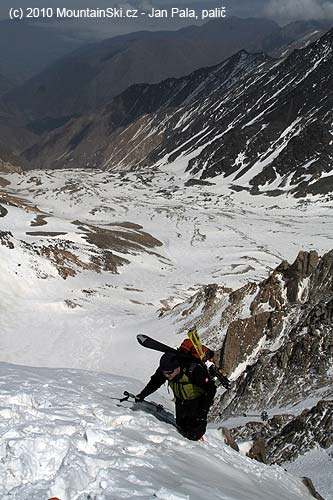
[159,353,180,372]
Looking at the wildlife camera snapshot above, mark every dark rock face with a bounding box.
[230,400,333,467]
[0,231,14,249]
[23,28,333,197]
[221,312,272,375]
[267,400,333,463]
[219,250,322,375]
[219,427,240,452]
[217,250,333,416]
[247,437,267,464]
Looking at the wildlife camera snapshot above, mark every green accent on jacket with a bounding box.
[169,370,205,400]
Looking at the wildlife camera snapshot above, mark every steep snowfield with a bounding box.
[0,362,316,500]
[286,446,333,497]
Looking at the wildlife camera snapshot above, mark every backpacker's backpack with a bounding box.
[178,338,230,389]
[178,338,214,361]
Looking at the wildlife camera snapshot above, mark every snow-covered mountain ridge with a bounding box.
[7,17,330,128]
[24,28,333,197]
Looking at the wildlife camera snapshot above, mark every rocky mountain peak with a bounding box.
[274,250,319,302]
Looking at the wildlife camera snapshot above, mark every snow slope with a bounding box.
[1,168,333,381]
[0,362,316,500]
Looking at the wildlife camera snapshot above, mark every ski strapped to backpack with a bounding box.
[187,329,231,390]
[208,365,231,390]
[187,329,206,361]
[137,332,231,390]
[137,334,180,356]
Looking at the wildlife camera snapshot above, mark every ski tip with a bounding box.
[137,334,147,345]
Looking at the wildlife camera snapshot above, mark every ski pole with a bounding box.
[106,393,139,403]
[122,390,137,401]
[122,391,164,411]
[105,394,131,402]
[231,411,269,421]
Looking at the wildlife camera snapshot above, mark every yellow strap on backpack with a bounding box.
[188,329,206,361]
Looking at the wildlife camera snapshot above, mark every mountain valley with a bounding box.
[0,14,332,499]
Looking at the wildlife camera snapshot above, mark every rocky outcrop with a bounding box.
[227,399,332,470]
[0,218,164,279]
[247,437,267,464]
[219,250,328,375]
[214,250,333,417]
[266,400,333,464]
[0,231,14,249]
[221,312,272,374]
